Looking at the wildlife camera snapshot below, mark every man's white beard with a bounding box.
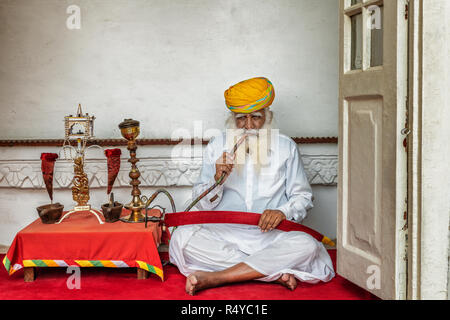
[224,110,276,175]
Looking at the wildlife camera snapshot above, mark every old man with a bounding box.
[169,77,335,295]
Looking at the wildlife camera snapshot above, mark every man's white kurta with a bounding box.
[169,131,335,283]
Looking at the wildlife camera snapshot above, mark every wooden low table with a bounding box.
[3,209,165,282]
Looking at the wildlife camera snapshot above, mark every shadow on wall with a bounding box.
[302,185,337,241]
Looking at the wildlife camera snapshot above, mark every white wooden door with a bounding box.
[337,0,409,300]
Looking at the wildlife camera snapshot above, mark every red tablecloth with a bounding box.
[3,209,165,280]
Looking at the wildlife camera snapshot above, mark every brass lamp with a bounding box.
[118,119,145,223]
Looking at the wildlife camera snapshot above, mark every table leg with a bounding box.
[24,267,36,282]
[137,268,149,279]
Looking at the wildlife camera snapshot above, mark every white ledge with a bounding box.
[0,155,337,189]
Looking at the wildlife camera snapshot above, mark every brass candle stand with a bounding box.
[118,119,146,223]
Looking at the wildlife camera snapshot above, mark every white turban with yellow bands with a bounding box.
[224,77,275,114]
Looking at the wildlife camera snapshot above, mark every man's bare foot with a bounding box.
[185,271,220,296]
[185,273,198,296]
[276,273,297,290]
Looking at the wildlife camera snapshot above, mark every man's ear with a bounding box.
[265,109,273,124]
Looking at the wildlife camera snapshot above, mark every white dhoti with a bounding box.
[169,223,335,283]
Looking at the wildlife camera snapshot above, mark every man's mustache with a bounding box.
[233,128,259,137]
[243,129,259,136]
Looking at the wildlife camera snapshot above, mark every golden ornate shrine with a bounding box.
[56,104,104,224]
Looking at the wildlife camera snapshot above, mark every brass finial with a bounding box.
[77,104,82,117]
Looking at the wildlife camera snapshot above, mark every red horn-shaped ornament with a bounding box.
[40,153,59,201]
[104,148,122,194]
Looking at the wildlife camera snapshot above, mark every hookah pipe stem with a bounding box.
[143,188,177,228]
[143,134,250,228]
[184,134,250,212]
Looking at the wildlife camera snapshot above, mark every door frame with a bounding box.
[406,0,450,300]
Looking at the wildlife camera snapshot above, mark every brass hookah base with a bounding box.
[120,195,146,223]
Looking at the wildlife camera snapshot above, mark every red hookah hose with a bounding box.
[160,211,335,246]
[162,133,335,247]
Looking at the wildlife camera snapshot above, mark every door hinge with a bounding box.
[405,3,409,20]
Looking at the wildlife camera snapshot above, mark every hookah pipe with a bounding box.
[184,133,250,212]
[142,133,335,247]
[142,133,251,227]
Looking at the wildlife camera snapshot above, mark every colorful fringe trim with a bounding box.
[3,256,164,281]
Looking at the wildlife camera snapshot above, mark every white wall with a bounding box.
[0,0,339,250]
[0,0,338,139]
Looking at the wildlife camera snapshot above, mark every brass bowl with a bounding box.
[118,119,140,141]
[101,202,123,223]
[36,203,64,224]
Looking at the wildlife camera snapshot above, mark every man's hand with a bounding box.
[258,210,286,232]
[215,152,235,184]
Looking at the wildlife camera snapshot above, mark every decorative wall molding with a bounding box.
[0,137,338,147]
[0,155,337,189]
[302,155,338,185]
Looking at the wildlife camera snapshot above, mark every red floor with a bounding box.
[0,250,378,300]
